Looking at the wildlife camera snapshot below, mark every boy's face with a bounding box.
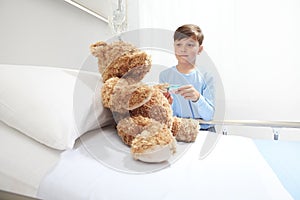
[174,37,203,65]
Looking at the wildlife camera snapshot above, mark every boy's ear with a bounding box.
[198,45,203,54]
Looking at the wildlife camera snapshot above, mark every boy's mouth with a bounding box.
[177,55,188,58]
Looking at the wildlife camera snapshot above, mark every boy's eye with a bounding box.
[187,43,195,47]
[176,43,182,47]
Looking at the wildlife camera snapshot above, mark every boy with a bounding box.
[159,24,214,130]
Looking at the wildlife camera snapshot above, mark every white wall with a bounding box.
[137,0,300,139]
[137,0,300,121]
[0,0,111,69]
[224,0,300,122]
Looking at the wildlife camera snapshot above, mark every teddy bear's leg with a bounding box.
[116,116,162,146]
[131,124,176,163]
[116,116,144,146]
[171,117,200,142]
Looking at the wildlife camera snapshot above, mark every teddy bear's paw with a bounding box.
[152,83,169,93]
[172,117,200,142]
[101,78,153,113]
[131,125,176,163]
[110,80,153,113]
[130,88,173,128]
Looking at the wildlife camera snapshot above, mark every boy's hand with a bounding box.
[163,92,173,104]
[175,85,200,102]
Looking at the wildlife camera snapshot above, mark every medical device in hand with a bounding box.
[167,84,181,94]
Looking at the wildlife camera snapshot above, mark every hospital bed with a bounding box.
[0,64,299,200]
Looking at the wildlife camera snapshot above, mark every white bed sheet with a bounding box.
[38,125,293,200]
[0,121,61,197]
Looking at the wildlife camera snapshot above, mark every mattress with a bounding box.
[37,125,293,200]
[0,119,295,200]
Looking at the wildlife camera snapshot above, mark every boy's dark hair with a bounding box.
[174,24,204,45]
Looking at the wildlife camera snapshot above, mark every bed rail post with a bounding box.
[272,128,280,140]
[222,127,228,135]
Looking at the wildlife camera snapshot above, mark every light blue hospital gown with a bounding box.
[159,66,215,129]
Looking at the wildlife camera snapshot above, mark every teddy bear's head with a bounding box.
[90,41,151,83]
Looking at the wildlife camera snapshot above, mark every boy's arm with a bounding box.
[197,72,215,121]
[174,84,214,120]
[193,80,215,121]
[193,95,214,121]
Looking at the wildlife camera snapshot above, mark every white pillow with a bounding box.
[0,64,113,150]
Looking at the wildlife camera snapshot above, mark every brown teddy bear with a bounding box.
[90,40,199,163]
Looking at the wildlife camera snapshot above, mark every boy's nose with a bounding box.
[180,46,187,52]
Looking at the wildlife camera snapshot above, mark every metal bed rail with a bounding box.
[198,119,300,140]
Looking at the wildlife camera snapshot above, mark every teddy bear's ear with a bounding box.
[90,41,107,57]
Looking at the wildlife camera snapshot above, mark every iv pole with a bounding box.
[109,0,127,40]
